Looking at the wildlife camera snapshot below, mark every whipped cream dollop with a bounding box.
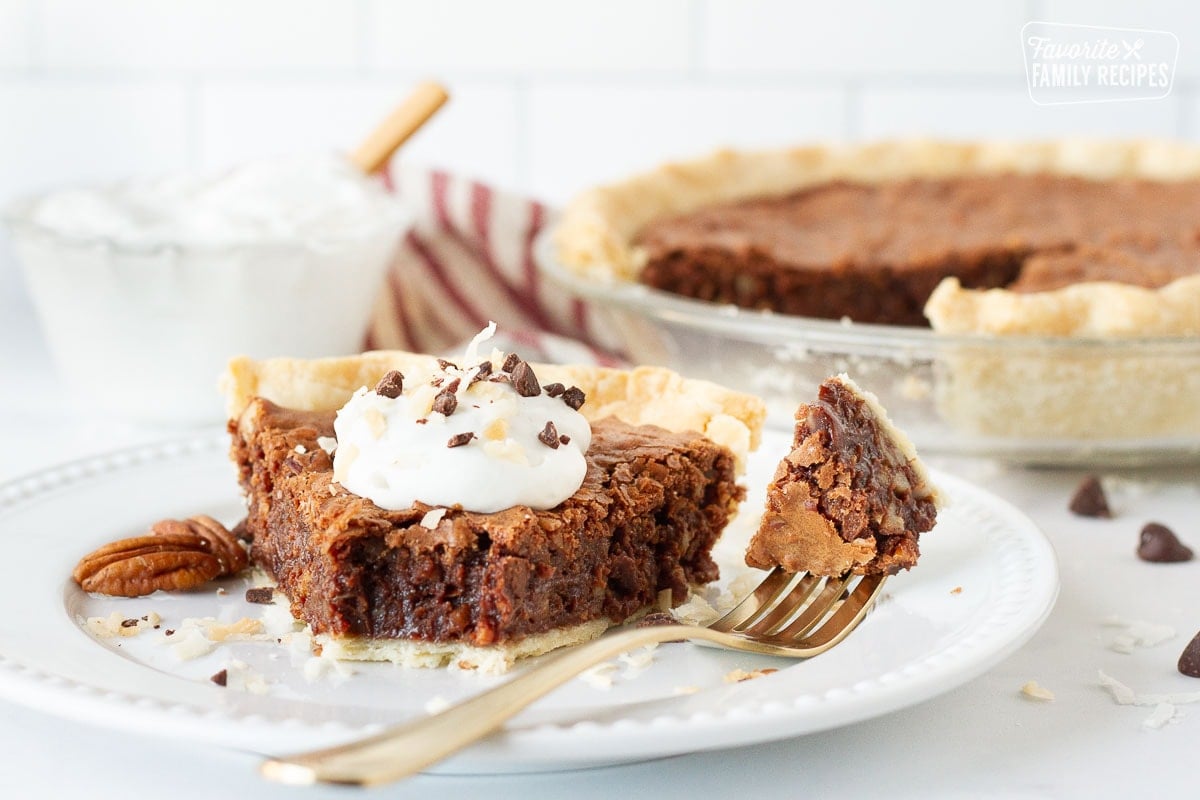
[332,327,592,514]
[24,153,401,249]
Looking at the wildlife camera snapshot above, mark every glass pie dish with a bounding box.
[535,232,1200,467]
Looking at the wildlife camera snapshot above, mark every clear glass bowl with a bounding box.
[535,233,1200,466]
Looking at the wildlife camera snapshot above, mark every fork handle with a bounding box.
[261,623,718,787]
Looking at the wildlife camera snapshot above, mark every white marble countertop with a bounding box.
[2,300,1199,800]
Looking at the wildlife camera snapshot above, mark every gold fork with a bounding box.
[261,568,888,787]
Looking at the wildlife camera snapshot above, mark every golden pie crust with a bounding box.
[221,351,766,468]
[555,139,1200,337]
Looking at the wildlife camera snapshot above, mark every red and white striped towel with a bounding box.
[368,164,622,366]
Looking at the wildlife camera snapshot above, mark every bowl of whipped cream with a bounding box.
[5,154,408,424]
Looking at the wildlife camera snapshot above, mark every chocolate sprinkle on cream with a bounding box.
[511,361,541,397]
[245,587,275,604]
[1069,475,1111,518]
[471,361,493,384]
[538,421,561,449]
[374,370,404,398]
[1138,522,1194,563]
[447,432,475,448]
[560,435,571,445]
[562,386,586,410]
[437,358,458,371]
[543,382,565,397]
[210,669,228,687]
[120,618,139,628]
[432,389,458,416]
[1179,631,1200,678]
[502,353,520,373]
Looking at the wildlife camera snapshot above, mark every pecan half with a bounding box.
[73,516,248,597]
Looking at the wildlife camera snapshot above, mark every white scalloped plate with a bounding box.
[0,430,1057,773]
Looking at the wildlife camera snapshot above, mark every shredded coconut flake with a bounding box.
[1101,616,1176,653]
[579,662,618,690]
[1142,702,1178,730]
[419,507,448,529]
[316,436,338,455]
[673,592,720,626]
[293,444,307,454]
[1020,680,1055,701]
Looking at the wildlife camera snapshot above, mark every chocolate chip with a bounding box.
[471,361,493,384]
[561,386,586,411]
[432,389,458,416]
[1137,522,1193,563]
[447,432,475,448]
[245,587,275,604]
[511,361,541,397]
[437,358,458,371]
[502,353,520,373]
[164,629,175,637]
[538,421,560,449]
[1068,475,1111,518]
[210,669,228,687]
[543,382,565,397]
[374,370,404,398]
[1180,631,1200,678]
[559,435,571,446]
[120,618,139,628]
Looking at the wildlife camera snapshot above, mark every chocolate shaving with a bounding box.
[559,435,571,445]
[502,353,520,373]
[164,629,175,636]
[511,361,541,397]
[561,386,586,410]
[1068,475,1111,518]
[437,358,458,371]
[543,382,565,397]
[1137,522,1194,563]
[471,361,493,384]
[416,418,428,425]
[210,669,228,687]
[1180,631,1200,678]
[447,432,475,448]
[432,389,458,417]
[538,421,561,449]
[120,618,139,628]
[374,370,404,398]
[245,587,275,604]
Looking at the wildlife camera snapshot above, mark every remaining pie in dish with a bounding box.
[745,375,939,577]
[222,350,764,672]
[555,140,1200,334]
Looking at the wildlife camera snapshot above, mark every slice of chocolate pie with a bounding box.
[222,345,765,672]
[746,375,939,577]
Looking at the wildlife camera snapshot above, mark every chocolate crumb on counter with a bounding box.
[511,361,541,397]
[245,587,275,604]
[374,370,404,398]
[1069,475,1111,518]
[538,421,561,449]
[1179,631,1200,678]
[502,352,520,373]
[447,432,476,448]
[561,386,586,410]
[432,389,458,416]
[543,382,565,397]
[164,629,175,636]
[1137,522,1194,563]
[210,669,228,687]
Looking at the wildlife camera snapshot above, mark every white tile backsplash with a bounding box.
[41,0,358,70]
[0,0,32,70]
[197,80,521,190]
[859,85,1182,139]
[366,0,693,73]
[703,0,1029,75]
[528,83,846,202]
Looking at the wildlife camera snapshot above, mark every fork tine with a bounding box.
[735,573,825,636]
[792,574,888,654]
[771,573,856,638]
[708,567,795,633]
